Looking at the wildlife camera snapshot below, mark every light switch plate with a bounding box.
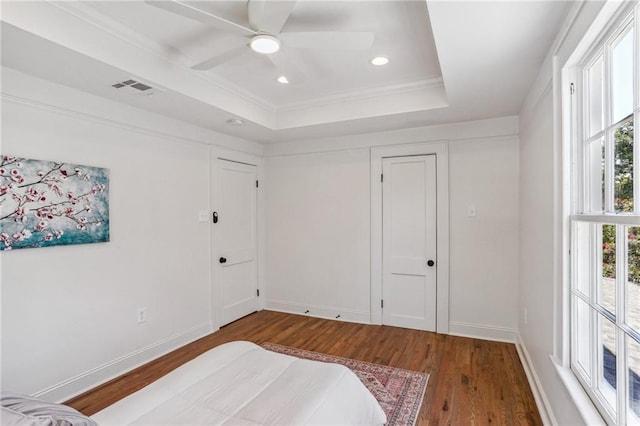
[467,204,477,217]
[198,210,209,222]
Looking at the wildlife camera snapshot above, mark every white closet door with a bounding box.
[382,155,437,331]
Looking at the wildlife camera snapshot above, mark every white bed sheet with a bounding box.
[91,341,386,425]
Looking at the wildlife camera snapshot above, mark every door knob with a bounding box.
[427,260,435,267]
[219,257,227,264]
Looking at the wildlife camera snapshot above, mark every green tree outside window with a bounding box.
[603,120,638,284]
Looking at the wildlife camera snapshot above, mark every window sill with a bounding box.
[551,356,607,425]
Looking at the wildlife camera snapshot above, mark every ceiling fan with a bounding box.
[145,0,375,82]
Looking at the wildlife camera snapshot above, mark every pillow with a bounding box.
[0,392,96,426]
[1,406,54,425]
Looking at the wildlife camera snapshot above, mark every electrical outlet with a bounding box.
[137,307,147,324]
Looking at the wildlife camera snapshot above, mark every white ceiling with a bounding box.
[87,1,443,106]
[0,1,571,144]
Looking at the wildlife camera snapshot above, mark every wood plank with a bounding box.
[65,311,542,425]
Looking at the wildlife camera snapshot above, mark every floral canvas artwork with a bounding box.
[0,156,109,251]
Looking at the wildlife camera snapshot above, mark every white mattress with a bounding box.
[92,341,386,425]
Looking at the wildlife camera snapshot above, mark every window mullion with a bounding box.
[617,327,628,425]
[604,42,615,213]
[635,110,639,215]
[617,225,626,326]
[577,74,586,213]
[616,225,627,423]
[636,6,640,113]
[591,222,600,392]
[574,129,581,215]
[634,0,638,215]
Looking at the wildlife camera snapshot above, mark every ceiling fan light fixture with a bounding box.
[370,56,389,66]
[277,76,289,84]
[250,35,281,54]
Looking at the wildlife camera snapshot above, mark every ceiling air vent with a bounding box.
[111,79,155,96]
[130,82,152,91]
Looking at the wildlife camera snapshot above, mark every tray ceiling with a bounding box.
[0,1,571,143]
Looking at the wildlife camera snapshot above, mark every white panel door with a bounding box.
[382,155,437,331]
[217,159,258,326]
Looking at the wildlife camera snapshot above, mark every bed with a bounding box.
[91,341,387,425]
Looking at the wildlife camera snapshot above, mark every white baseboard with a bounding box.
[448,321,517,343]
[33,321,212,403]
[515,333,557,426]
[265,299,371,324]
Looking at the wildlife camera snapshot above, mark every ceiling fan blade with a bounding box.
[247,0,297,34]
[145,1,256,37]
[191,44,249,70]
[267,51,306,84]
[280,32,374,50]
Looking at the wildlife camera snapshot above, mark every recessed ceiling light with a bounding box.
[370,56,389,66]
[250,35,281,54]
[277,76,289,84]
[226,118,244,126]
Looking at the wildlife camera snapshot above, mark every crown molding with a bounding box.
[277,78,445,113]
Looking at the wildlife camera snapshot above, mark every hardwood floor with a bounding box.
[66,311,542,425]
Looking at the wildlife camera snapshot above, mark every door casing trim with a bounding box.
[370,142,450,333]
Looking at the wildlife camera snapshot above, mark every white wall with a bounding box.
[265,120,520,341]
[0,62,529,418]
[266,150,372,322]
[0,67,261,402]
[448,137,519,340]
[517,2,607,424]
[518,85,581,424]
[1,65,521,405]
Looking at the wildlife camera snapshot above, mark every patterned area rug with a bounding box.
[262,342,429,426]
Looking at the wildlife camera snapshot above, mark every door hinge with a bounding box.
[569,82,575,95]
[256,180,259,188]
[381,299,384,308]
[257,289,260,297]
[381,173,383,183]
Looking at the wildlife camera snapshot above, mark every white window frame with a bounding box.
[567,3,640,425]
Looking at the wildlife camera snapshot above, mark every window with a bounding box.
[571,3,640,424]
